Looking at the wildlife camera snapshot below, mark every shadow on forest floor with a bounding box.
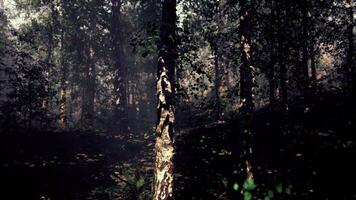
[0,93,355,200]
[174,94,356,200]
[0,131,150,200]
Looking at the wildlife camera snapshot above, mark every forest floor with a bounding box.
[174,94,356,200]
[0,130,154,200]
[0,94,355,200]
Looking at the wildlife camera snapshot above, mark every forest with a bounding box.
[0,0,355,199]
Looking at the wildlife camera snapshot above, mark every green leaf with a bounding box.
[276,183,283,193]
[136,177,145,189]
[267,190,274,198]
[264,196,270,200]
[233,183,239,191]
[243,191,252,200]
[243,179,256,191]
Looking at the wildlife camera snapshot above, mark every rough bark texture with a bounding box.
[153,0,176,199]
[153,60,175,200]
[59,30,67,129]
[239,0,255,194]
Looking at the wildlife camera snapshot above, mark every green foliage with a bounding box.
[233,183,239,191]
[136,177,145,189]
[112,165,152,200]
[244,191,253,200]
[267,190,274,198]
[276,183,283,193]
[243,179,257,191]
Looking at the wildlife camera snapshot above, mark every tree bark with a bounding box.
[301,0,311,108]
[346,0,354,94]
[111,0,129,133]
[268,1,277,111]
[152,0,176,199]
[212,44,222,121]
[310,39,317,96]
[28,77,32,129]
[81,13,96,129]
[59,24,67,129]
[238,0,255,196]
[82,46,96,128]
[277,1,288,112]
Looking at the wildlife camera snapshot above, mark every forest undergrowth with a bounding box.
[0,92,355,200]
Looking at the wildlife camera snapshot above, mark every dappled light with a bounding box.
[0,0,355,199]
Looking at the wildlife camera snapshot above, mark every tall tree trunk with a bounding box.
[277,1,288,113]
[46,1,55,65]
[59,25,67,129]
[268,60,276,109]
[268,1,277,111]
[28,77,32,129]
[212,44,221,121]
[152,0,176,199]
[210,3,223,122]
[111,0,128,133]
[301,0,311,109]
[346,0,354,94]
[42,1,55,128]
[310,39,317,95]
[238,0,255,196]
[84,47,96,128]
[346,0,355,127]
[310,42,317,82]
[82,14,96,129]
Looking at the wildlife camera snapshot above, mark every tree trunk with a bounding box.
[28,77,32,129]
[346,0,354,94]
[46,2,54,65]
[268,1,277,111]
[111,0,129,133]
[310,42,317,82]
[82,47,96,128]
[269,60,276,110]
[152,0,176,199]
[301,0,310,109]
[238,0,255,196]
[42,1,55,128]
[277,2,288,112]
[310,39,317,96]
[59,25,67,129]
[81,14,96,129]
[212,44,221,121]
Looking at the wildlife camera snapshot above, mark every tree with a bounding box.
[152,0,177,199]
[111,0,129,132]
[238,0,256,197]
[345,0,354,95]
